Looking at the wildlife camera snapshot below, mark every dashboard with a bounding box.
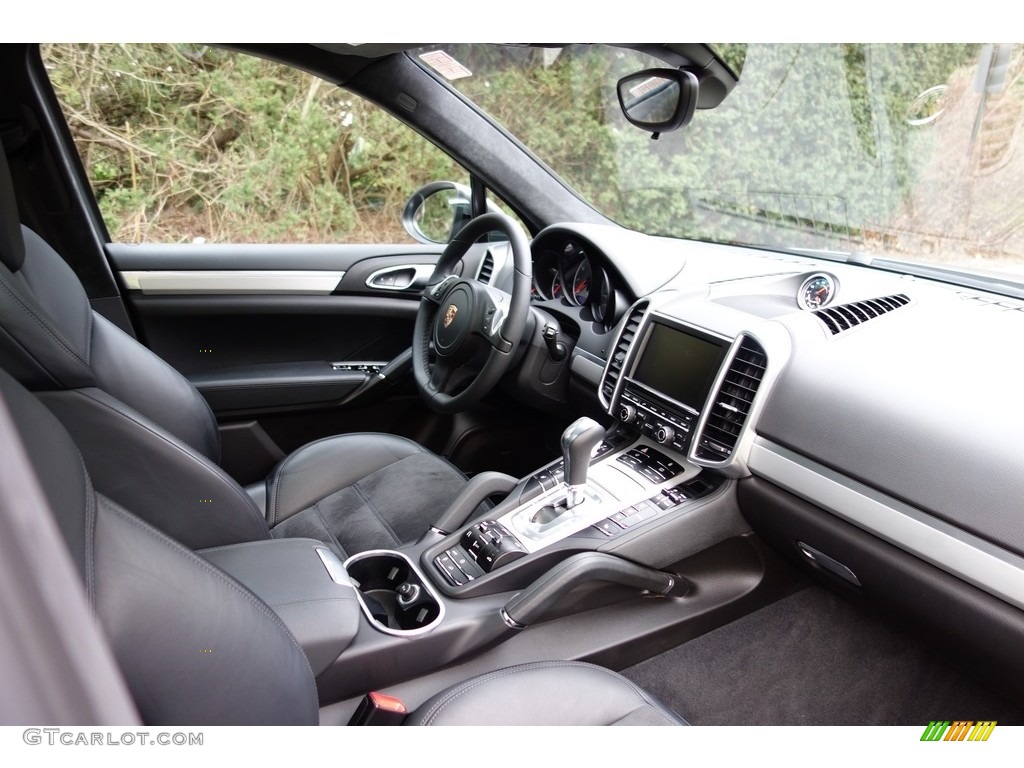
[491,219,1024,683]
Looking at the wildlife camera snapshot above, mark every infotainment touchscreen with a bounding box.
[630,323,727,412]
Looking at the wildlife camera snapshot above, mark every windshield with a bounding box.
[416,44,1024,282]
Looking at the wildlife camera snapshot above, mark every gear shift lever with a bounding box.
[561,417,605,509]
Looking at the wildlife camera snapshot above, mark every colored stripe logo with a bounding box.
[920,721,996,741]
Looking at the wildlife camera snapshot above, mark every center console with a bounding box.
[618,320,727,454]
[424,310,745,596]
[202,303,764,706]
[431,436,724,590]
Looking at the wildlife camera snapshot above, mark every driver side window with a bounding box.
[42,44,470,245]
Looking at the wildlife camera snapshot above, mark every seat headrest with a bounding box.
[0,144,26,272]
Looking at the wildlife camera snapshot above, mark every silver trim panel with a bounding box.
[496,435,701,555]
[315,547,353,587]
[748,438,1024,611]
[120,270,345,295]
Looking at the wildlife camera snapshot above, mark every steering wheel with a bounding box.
[413,212,532,413]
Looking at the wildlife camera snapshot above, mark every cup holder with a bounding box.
[343,550,444,636]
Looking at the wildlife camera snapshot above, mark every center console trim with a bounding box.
[495,437,701,554]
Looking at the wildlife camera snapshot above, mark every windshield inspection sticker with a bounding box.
[419,51,472,81]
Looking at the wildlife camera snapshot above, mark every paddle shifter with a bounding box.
[561,417,606,510]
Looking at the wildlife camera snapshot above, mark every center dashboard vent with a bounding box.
[600,300,648,408]
[477,251,495,284]
[695,335,767,463]
[814,294,910,335]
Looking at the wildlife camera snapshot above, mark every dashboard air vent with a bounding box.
[600,301,647,408]
[695,335,767,462]
[814,294,910,335]
[477,251,495,284]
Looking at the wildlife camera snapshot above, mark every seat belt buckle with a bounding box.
[347,691,408,725]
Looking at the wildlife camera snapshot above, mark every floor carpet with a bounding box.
[623,585,1024,725]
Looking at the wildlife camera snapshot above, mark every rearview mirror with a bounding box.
[617,69,699,137]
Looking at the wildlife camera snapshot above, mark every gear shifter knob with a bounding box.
[561,417,605,508]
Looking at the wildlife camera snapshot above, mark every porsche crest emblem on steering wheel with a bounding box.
[443,304,459,329]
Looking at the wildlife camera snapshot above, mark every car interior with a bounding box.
[1,42,1024,727]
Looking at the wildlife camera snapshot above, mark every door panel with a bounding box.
[106,242,454,482]
[109,243,443,375]
[124,295,417,376]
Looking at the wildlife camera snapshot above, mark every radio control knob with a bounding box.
[619,404,637,423]
[655,425,675,445]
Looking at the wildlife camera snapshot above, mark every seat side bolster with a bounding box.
[38,388,271,550]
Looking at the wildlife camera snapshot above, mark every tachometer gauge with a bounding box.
[571,260,592,306]
[798,273,837,310]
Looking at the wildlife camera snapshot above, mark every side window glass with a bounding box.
[41,44,470,244]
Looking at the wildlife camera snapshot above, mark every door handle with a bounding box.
[365,265,435,291]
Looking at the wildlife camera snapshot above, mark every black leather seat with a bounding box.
[0,147,467,557]
[1,367,683,726]
[406,661,685,725]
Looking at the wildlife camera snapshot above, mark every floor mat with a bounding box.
[623,585,1024,725]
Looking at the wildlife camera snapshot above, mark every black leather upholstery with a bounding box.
[0,368,319,725]
[38,387,270,550]
[406,661,686,726]
[0,141,467,555]
[199,539,362,676]
[0,221,220,460]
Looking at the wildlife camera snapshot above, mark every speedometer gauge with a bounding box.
[797,273,837,310]
[571,260,592,305]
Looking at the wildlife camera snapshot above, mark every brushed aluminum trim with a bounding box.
[748,437,1024,611]
[120,270,345,295]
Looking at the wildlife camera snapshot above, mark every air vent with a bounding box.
[814,294,910,335]
[477,251,494,284]
[600,301,647,408]
[695,336,767,462]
